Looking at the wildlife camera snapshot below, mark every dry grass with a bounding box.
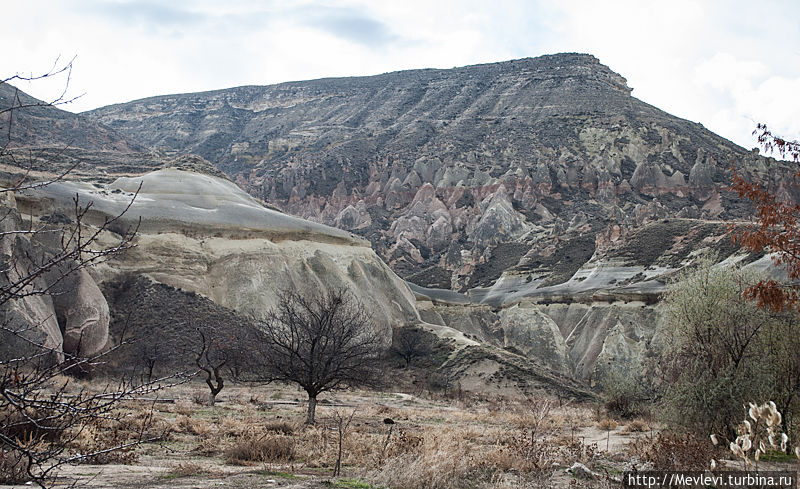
[67,421,139,465]
[173,401,195,417]
[0,449,29,485]
[368,426,482,489]
[44,382,649,488]
[628,431,717,470]
[192,437,220,455]
[65,407,174,466]
[164,462,208,478]
[177,416,212,436]
[224,430,296,465]
[623,419,650,433]
[596,418,618,431]
[263,419,296,434]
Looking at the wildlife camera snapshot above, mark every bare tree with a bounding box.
[259,288,384,424]
[192,328,227,406]
[390,325,432,368]
[331,408,356,477]
[0,61,184,488]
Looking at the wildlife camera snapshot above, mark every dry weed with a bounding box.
[173,401,195,417]
[263,420,296,434]
[624,420,650,433]
[117,410,174,441]
[628,432,716,470]
[192,437,220,456]
[0,449,29,484]
[596,418,618,431]
[165,462,207,478]
[177,416,213,436]
[368,426,480,489]
[224,430,295,465]
[553,404,594,429]
[483,429,597,477]
[68,421,138,465]
[219,417,250,437]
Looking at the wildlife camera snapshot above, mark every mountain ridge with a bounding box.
[84,53,785,294]
[4,52,796,388]
[0,82,146,152]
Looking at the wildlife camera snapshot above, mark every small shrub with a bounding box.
[219,417,249,437]
[192,437,220,456]
[601,367,649,419]
[164,462,206,478]
[483,429,561,474]
[177,416,212,436]
[263,420,296,435]
[1,406,66,444]
[174,401,195,416]
[596,418,618,431]
[628,432,717,470]
[384,429,423,458]
[624,420,650,433]
[193,390,210,406]
[71,421,138,465]
[117,410,174,442]
[224,431,295,465]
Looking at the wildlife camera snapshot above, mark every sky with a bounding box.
[4,0,800,151]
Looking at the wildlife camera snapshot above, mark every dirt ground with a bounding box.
[1,381,675,489]
[14,381,797,489]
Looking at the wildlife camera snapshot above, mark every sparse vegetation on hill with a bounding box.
[5,56,800,488]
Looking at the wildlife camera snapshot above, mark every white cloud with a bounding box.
[690,52,800,149]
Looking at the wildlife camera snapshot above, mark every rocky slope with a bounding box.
[85,53,796,294]
[2,162,590,398]
[0,82,145,152]
[13,168,419,345]
[4,54,797,393]
[414,217,781,384]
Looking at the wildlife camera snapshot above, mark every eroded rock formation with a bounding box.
[84,53,797,291]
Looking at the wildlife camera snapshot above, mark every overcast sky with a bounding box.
[5,0,799,150]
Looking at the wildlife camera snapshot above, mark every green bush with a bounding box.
[601,367,650,419]
[658,255,800,440]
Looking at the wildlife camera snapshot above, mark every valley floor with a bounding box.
[12,382,671,489]
[12,382,797,489]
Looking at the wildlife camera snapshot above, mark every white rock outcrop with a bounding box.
[17,169,421,350]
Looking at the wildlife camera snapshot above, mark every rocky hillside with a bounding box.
[0,161,589,398]
[0,82,145,152]
[84,53,795,293]
[14,168,419,340]
[5,54,797,393]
